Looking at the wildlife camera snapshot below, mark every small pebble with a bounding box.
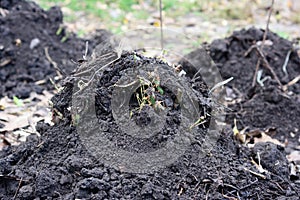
[30,38,40,49]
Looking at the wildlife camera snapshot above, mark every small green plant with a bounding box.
[71,113,80,126]
[56,26,63,35]
[13,96,24,107]
[189,115,207,130]
[130,72,165,117]
[60,31,69,43]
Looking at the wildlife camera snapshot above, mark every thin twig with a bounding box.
[83,41,89,60]
[223,183,239,191]
[240,179,258,190]
[74,51,115,74]
[49,77,60,91]
[74,40,124,95]
[262,0,274,45]
[271,181,284,192]
[244,45,256,57]
[114,80,138,88]
[74,56,120,95]
[0,175,28,182]
[192,68,203,81]
[282,74,300,91]
[255,47,282,87]
[250,0,276,87]
[73,52,116,77]
[193,184,201,200]
[13,177,23,200]
[222,194,238,200]
[243,167,266,179]
[44,47,65,77]
[246,45,282,87]
[159,0,164,50]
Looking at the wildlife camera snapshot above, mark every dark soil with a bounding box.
[0,0,107,99]
[207,28,300,150]
[0,1,299,199]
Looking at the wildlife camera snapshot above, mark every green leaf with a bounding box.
[61,35,68,43]
[13,96,24,107]
[133,54,140,61]
[73,114,80,126]
[154,79,160,86]
[157,86,164,95]
[56,26,63,35]
[150,96,156,106]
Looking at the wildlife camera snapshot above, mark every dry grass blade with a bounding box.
[73,52,116,77]
[73,39,125,95]
[83,41,89,60]
[208,77,234,95]
[282,49,292,77]
[243,167,266,179]
[13,177,23,200]
[282,74,300,91]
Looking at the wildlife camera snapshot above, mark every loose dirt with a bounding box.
[207,27,300,153]
[0,0,99,99]
[0,1,299,199]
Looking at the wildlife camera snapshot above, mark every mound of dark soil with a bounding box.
[1,26,300,199]
[181,27,300,147]
[0,0,96,98]
[207,28,300,145]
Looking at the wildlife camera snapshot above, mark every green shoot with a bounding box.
[61,32,70,43]
[13,96,24,107]
[56,26,63,35]
[189,116,207,130]
[157,86,164,95]
[130,72,166,117]
[72,114,80,126]
[208,77,234,95]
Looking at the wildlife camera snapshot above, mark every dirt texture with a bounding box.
[0,0,98,99]
[207,28,300,150]
[0,0,300,199]
[1,32,300,199]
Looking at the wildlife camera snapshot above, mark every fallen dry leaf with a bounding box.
[287,151,300,162]
[0,132,20,146]
[234,127,285,148]
[0,113,32,132]
[247,131,285,148]
[0,91,54,138]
